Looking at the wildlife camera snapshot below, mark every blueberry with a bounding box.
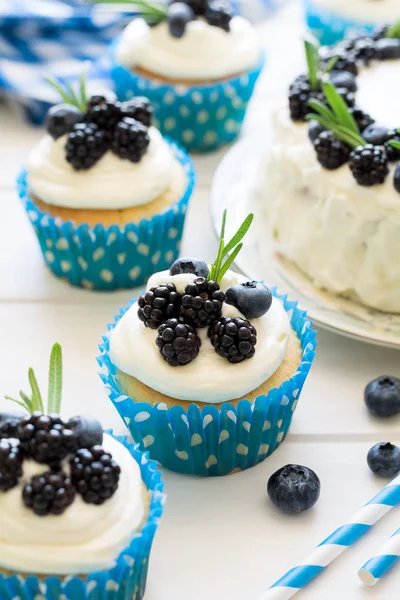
[363,125,395,146]
[308,120,326,143]
[367,442,400,477]
[225,281,272,319]
[167,2,195,38]
[45,104,83,140]
[365,376,400,417]
[169,257,209,279]
[376,38,400,60]
[267,464,320,514]
[0,410,25,439]
[394,163,400,194]
[67,415,103,448]
[328,70,358,92]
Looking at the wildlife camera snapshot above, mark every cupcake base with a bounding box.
[98,290,317,476]
[116,329,302,410]
[18,140,195,291]
[112,44,265,153]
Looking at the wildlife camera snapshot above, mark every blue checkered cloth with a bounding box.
[0,0,282,124]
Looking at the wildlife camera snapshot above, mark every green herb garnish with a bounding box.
[209,210,253,283]
[306,81,366,148]
[45,71,88,113]
[304,39,338,92]
[5,343,63,415]
[89,0,167,22]
[386,20,400,39]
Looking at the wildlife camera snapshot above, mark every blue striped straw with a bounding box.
[358,526,400,586]
[259,474,400,600]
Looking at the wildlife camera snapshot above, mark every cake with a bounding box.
[111,0,264,152]
[259,30,400,314]
[0,343,164,600]
[304,0,397,45]
[18,75,195,290]
[99,213,316,476]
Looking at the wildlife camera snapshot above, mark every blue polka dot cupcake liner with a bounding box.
[0,433,165,600]
[98,290,317,477]
[304,0,377,45]
[111,43,265,153]
[17,140,195,291]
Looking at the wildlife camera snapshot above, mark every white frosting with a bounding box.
[27,127,176,210]
[310,0,397,23]
[115,16,262,80]
[109,269,291,403]
[260,101,400,313]
[0,434,145,575]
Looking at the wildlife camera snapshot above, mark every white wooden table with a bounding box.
[1,3,400,598]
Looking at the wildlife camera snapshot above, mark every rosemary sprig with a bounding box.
[209,210,253,283]
[5,343,63,415]
[306,82,366,148]
[45,72,88,113]
[386,20,400,39]
[304,39,338,92]
[90,0,168,20]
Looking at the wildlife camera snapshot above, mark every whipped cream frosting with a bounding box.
[27,127,176,210]
[109,269,291,403]
[0,434,145,575]
[310,0,397,22]
[115,17,262,80]
[260,101,400,312]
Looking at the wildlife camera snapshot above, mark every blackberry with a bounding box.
[349,107,375,133]
[70,446,121,505]
[288,75,319,121]
[66,123,108,170]
[384,137,400,162]
[208,317,257,364]
[16,413,78,466]
[320,49,358,76]
[205,1,234,32]
[85,96,121,138]
[372,25,388,41]
[156,319,201,366]
[328,70,357,92]
[313,131,350,170]
[138,283,180,329]
[349,145,389,186]
[0,440,23,491]
[180,0,207,15]
[340,36,378,64]
[0,411,24,439]
[376,38,400,60]
[120,97,153,127]
[308,120,326,143]
[111,118,150,162]
[23,471,75,516]
[180,277,225,328]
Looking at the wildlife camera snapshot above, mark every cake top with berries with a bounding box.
[285,27,400,193]
[0,344,145,575]
[26,76,186,210]
[109,212,292,403]
[115,0,262,80]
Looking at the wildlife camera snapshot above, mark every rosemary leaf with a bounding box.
[28,369,44,413]
[4,396,31,412]
[223,213,254,257]
[307,98,336,122]
[48,343,63,415]
[322,81,359,134]
[45,77,74,106]
[389,140,400,150]
[219,244,243,281]
[386,20,400,39]
[304,40,319,92]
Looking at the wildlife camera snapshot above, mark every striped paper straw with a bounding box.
[358,526,400,586]
[259,474,400,600]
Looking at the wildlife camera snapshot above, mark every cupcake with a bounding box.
[98,213,316,476]
[304,0,396,45]
[259,32,400,313]
[111,0,264,152]
[18,75,195,290]
[1,343,164,600]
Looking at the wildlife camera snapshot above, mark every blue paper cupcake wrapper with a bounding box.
[304,0,377,45]
[17,140,195,291]
[0,433,165,600]
[111,41,265,152]
[98,290,317,476]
